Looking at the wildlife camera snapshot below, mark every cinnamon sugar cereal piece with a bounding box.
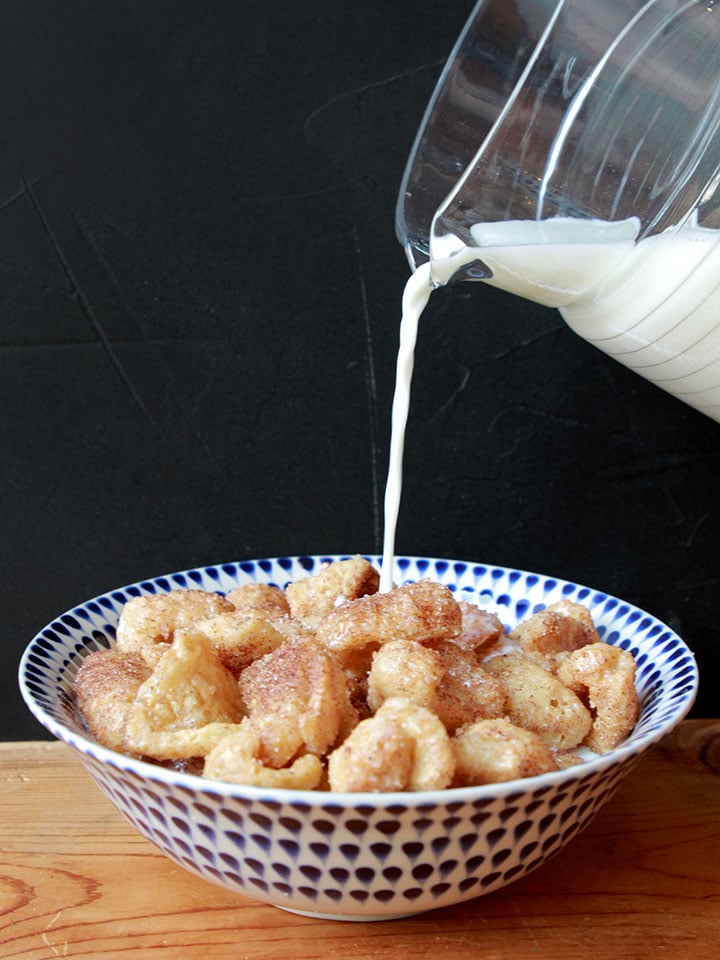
[224,583,316,648]
[556,642,639,752]
[547,599,601,639]
[509,601,600,662]
[430,641,507,733]
[127,720,244,761]
[326,714,415,792]
[75,649,151,753]
[285,556,380,628]
[455,602,505,653]
[485,654,592,750]
[367,637,506,733]
[452,718,559,786]
[239,636,358,767]
[266,615,316,641]
[204,719,324,789]
[373,697,455,790]
[366,638,444,714]
[554,751,585,769]
[224,583,291,619]
[123,628,244,760]
[115,589,234,666]
[315,579,461,662]
[328,697,454,792]
[194,611,285,675]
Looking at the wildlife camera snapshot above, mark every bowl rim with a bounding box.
[19,554,699,806]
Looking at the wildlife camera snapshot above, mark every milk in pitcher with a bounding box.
[466,215,720,421]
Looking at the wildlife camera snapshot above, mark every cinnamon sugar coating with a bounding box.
[74,563,640,790]
[286,556,380,628]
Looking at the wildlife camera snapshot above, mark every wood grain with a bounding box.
[1,721,719,959]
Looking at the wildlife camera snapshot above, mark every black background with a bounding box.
[4,0,717,740]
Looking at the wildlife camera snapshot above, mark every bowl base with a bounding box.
[278,904,422,922]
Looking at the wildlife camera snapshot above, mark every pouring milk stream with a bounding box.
[380,0,720,589]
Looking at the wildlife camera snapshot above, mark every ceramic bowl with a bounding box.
[19,556,698,921]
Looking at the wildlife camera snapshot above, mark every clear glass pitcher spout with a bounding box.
[396,0,720,420]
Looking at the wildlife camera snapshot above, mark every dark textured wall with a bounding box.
[3,1,717,738]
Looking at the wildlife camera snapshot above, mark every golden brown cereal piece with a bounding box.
[547,600,601,638]
[194,611,285,674]
[485,654,593,750]
[123,628,244,760]
[556,643,639,752]
[455,602,505,652]
[268,615,316,641]
[75,650,151,752]
[373,697,455,791]
[366,638,444,714]
[239,636,358,767]
[327,714,415,792]
[285,556,380,628]
[115,590,235,666]
[554,751,585,769]
[452,718,559,786]
[509,602,600,661]
[224,583,291,619]
[129,720,244,761]
[315,579,462,661]
[430,641,507,733]
[203,720,324,789]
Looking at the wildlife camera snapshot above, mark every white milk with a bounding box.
[379,263,433,592]
[471,216,720,420]
[380,248,479,591]
[380,215,720,588]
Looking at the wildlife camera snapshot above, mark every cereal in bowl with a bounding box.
[73,556,640,791]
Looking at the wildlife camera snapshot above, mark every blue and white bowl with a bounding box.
[19,556,698,920]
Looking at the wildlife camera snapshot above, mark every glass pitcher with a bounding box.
[396,0,720,421]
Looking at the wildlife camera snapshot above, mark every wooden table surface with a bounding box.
[1,720,719,960]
